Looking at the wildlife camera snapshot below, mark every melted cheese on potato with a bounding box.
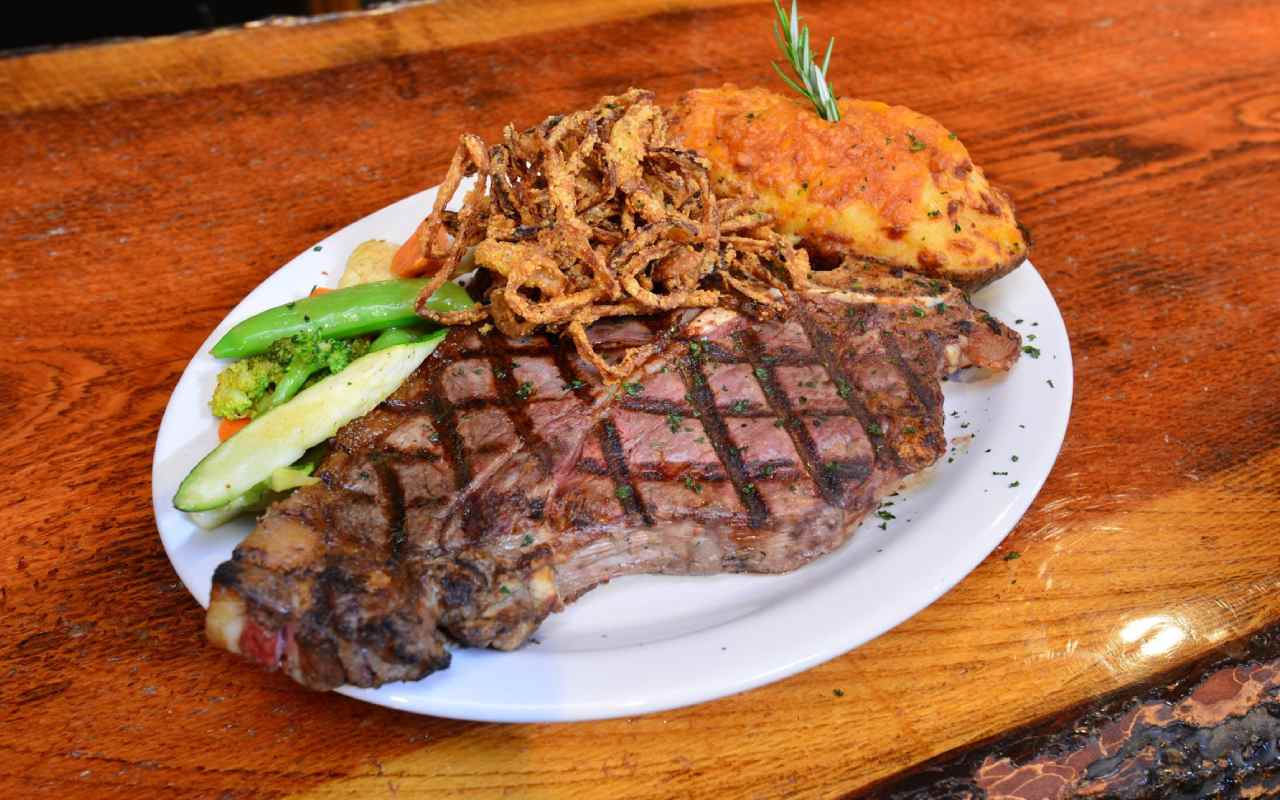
[668,86,1027,289]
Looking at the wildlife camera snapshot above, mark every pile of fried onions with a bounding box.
[397,88,811,380]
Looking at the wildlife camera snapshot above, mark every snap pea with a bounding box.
[369,324,437,354]
[211,279,472,359]
[271,359,318,407]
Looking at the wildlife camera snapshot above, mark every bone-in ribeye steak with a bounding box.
[206,270,1021,689]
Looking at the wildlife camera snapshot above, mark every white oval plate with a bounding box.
[153,185,1072,722]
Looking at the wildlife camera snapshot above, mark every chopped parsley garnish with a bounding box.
[730,399,750,414]
[911,306,927,317]
[867,421,884,436]
[836,379,852,399]
[666,412,683,433]
[515,381,535,400]
[623,382,643,396]
[833,688,845,697]
[876,510,895,520]
[521,534,534,546]
[907,133,927,152]
[761,464,775,478]
[689,340,703,356]
[563,378,585,391]
[948,132,957,140]
[927,209,941,218]
[499,585,512,595]
[1003,551,1021,561]
[953,223,962,234]
[1022,345,1041,359]
[743,483,758,495]
[1011,455,1019,462]
[754,366,769,380]
[682,475,702,493]
[1008,480,1021,488]
[903,426,917,434]
[615,485,633,500]
[935,302,948,314]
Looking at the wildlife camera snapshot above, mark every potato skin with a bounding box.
[668,86,1028,290]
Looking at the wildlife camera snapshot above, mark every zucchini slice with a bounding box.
[174,332,445,511]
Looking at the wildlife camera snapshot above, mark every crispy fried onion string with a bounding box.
[405,89,811,380]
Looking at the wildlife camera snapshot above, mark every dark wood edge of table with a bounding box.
[860,621,1280,798]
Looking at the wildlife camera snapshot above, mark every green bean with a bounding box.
[211,279,472,359]
[369,325,437,354]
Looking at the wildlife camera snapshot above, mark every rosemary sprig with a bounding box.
[771,0,840,122]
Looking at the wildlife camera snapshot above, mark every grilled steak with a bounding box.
[206,269,1021,690]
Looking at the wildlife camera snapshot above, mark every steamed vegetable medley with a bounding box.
[175,242,473,528]
[211,329,371,421]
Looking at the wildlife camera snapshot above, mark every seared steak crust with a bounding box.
[207,270,1021,689]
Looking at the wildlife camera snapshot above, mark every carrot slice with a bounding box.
[309,286,333,297]
[392,217,436,277]
[218,417,252,441]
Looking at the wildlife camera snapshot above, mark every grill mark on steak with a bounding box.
[552,336,590,400]
[677,342,771,528]
[550,333,654,524]
[205,269,1025,691]
[794,300,907,473]
[618,396,687,416]
[879,329,946,454]
[426,366,471,494]
[597,417,652,525]
[880,329,940,419]
[481,330,553,470]
[736,327,843,507]
[373,461,407,562]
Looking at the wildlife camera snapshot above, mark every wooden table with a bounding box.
[4,1,1279,796]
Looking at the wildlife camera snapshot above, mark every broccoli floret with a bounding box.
[322,336,370,373]
[212,330,372,419]
[210,356,284,419]
[265,330,315,368]
[267,330,368,373]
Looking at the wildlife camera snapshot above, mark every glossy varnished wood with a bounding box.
[2,1,1279,797]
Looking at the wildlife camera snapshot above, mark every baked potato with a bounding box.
[668,86,1028,290]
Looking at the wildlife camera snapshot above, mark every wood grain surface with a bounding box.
[2,0,1279,797]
